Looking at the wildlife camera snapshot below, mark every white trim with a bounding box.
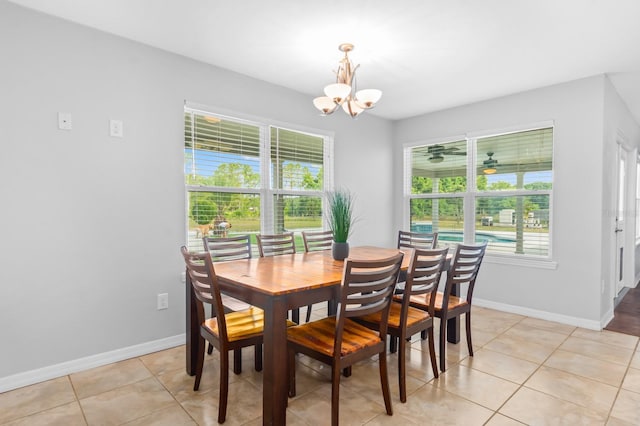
[600,306,615,331]
[0,335,185,393]
[184,101,335,140]
[466,119,555,139]
[474,298,601,330]
[402,134,467,150]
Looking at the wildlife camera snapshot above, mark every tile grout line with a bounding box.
[66,374,90,426]
[479,315,572,424]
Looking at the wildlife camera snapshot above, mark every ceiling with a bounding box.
[8,0,640,123]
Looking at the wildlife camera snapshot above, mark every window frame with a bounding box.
[403,122,557,269]
[184,105,334,250]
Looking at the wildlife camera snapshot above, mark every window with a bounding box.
[406,126,553,258]
[185,107,331,251]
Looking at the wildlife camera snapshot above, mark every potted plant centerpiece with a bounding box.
[327,189,355,260]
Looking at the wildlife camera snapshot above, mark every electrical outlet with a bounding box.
[180,271,186,283]
[157,293,169,310]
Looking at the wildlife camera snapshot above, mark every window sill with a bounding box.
[483,253,558,270]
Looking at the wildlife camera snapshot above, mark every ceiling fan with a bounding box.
[427,144,466,163]
[483,152,498,174]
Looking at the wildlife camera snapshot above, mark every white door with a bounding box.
[615,144,633,294]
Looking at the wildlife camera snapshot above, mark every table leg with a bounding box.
[262,296,288,425]
[447,285,461,343]
[446,317,460,343]
[185,270,197,376]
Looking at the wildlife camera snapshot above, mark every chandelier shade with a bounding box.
[313,43,382,118]
[342,99,364,118]
[355,89,382,108]
[313,96,338,114]
[324,83,352,103]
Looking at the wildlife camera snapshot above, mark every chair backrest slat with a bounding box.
[257,232,296,257]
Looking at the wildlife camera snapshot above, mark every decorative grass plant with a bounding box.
[327,189,355,243]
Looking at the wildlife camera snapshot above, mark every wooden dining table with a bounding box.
[184,245,411,425]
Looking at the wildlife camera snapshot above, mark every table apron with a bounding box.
[217,280,339,311]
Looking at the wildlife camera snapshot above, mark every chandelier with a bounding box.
[313,43,382,118]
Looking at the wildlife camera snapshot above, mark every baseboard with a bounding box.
[474,298,602,331]
[0,334,185,393]
[600,306,615,330]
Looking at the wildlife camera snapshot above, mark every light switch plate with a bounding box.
[110,119,123,137]
[58,112,72,130]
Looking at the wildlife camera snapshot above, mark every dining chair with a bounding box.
[181,246,266,424]
[397,230,439,250]
[395,230,440,296]
[355,247,448,402]
[302,229,333,252]
[408,242,487,371]
[256,232,296,257]
[287,252,404,426]
[256,232,306,323]
[202,235,255,371]
[300,230,334,321]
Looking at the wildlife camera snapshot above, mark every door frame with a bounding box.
[614,135,636,297]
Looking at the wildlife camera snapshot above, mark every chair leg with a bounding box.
[291,308,300,324]
[208,306,215,355]
[233,348,242,374]
[342,366,352,377]
[427,327,439,378]
[305,304,313,322]
[389,336,398,354]
[288,348,296,397]
[193,337,206,391]
[331,365,342,426]
[439,318,447,372]
[219,351,229,424]
[379,349,393,415]
[398,335,406,403]
[466,312,473,357]
[254,344,263,372]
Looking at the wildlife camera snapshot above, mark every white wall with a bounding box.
[393,76,616,327]
[0,2,394,386]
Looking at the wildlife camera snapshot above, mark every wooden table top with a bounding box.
[212,246,411,296]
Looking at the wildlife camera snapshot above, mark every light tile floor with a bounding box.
[2,306,640,425]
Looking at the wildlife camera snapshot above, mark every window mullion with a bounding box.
[260,124,272,233]
[464,137,477,243]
